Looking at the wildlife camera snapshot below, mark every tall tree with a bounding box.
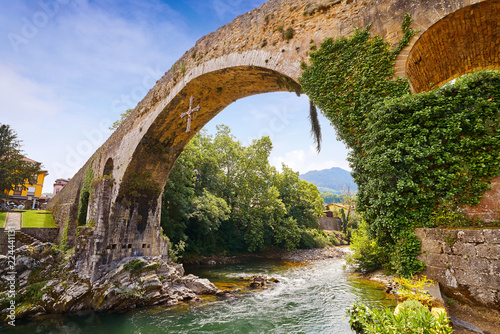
[161,126,326,256]
[0,124,44,199]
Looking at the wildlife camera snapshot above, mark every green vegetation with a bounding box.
[400,299,428,312]
[161,125,326,257]
[123,259,146,273]
[60,219,70,251]
[0,123,45,200]
[77,163,94,226]
[320,191,344,204]
[109,109,133,131]
[0,212,6,227]
[21,210,56,228]
[347,302,453,334]
[345,221,387,273]
[300,12,500,276]
[393,275,434,306]
[347,276,449,333]
[283,27,294,41]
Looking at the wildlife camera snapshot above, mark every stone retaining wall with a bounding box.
[415,227,500,310]
[318,216,342,231]
[0,228,59,255]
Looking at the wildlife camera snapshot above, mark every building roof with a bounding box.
[54,178,70,182]
[22,157,38,163]
[22,157,49,175]
[326,203,345,208]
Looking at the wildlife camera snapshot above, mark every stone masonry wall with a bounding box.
[0,228,59,255]
[416,227,500,310]
[318,216,343,231]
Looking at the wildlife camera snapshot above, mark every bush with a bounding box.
[391,231,425,277]
[328,233,340,246]
[345,221,387,273]
[399,299,427,312]
[283,27,294,41]
[299,229,329,249]
[393,275,434,306]
[123,259,145,273]
[347,302,453,334]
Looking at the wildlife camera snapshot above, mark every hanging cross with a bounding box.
[180,96,200,133]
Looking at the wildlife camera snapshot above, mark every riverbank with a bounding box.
[0,241,224,323]
[352,269,500,334]
[182,245,349,265]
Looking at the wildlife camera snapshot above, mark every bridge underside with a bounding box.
[407,1,500,92]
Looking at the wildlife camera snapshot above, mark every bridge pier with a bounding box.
[72,170,169,281]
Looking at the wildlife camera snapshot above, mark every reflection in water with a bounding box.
[4,258,396,334]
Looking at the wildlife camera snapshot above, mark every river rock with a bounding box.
[0,242,223,322]
[248,275,268,288]
[179,274,218,294]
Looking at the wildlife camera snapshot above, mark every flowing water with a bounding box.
[5,257,396,333]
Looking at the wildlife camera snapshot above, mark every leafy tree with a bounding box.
[320,191,344,204]
[0,124,44,200]
[109,109,133,131]
[160,126,327,256]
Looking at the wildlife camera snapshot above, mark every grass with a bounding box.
[21,210,56,228]
[0,212,6,228]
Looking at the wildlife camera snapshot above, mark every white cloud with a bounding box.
[0,0,195,193]
[0,64,63,120]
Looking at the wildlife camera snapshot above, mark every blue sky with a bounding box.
[0,0,350,193]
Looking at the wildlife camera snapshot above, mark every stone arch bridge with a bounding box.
[47,0,500,279]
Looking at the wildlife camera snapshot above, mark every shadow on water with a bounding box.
[4,258,396,334]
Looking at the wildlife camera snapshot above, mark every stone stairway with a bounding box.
[16,231,43,245]
[3,211,44,245]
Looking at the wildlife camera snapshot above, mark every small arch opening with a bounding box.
[103,158,114,177]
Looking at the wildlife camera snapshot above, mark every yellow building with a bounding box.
[5,157,48,208]
[325,203,346,212]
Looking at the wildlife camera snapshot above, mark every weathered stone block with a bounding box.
[451,242,476,256]
[482,273,500,289]
[414,228,426,240]
[490,259,500,273]
[451,255,491,275]
[468,286,500,308]
[421,239,444,254]
[476,244,500,260]
[484,229,500,244]
[421,264,448,284]
[454,268,483,287]
[426,253,449,268]
[457,229,484,243]
[426,228,456,243]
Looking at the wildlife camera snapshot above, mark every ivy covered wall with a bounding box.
[300,15,500,276]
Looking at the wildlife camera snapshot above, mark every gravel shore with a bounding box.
[183,246,349,265]
[271,245,349,263]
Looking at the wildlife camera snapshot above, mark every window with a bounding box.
[27,187,36,196]
[13,186,22,196]
[32,174,39,183]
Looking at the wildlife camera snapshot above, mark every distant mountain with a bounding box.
[300,167,357,194]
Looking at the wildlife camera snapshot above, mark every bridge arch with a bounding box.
[406,0,500,92]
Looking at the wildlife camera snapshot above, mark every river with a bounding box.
[5,257,396,333]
